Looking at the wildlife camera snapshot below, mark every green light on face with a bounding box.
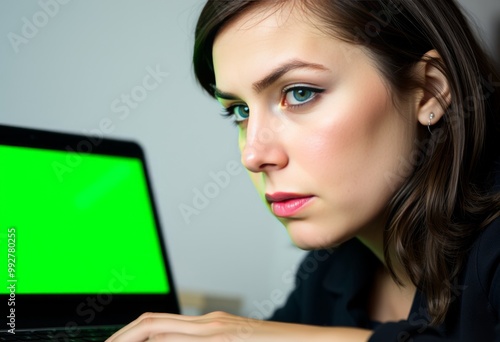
[0,145,169,294]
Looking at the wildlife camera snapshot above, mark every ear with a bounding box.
[413,50,452,128]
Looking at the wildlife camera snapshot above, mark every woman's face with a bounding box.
[212,5,418,249]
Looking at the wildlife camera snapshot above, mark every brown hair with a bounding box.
[193,0,500,325]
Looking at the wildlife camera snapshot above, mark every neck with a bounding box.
[357,214,417,322]
[356,213,413,288]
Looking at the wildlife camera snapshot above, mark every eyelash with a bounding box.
[220,85,325,125]
[282,85,325,108]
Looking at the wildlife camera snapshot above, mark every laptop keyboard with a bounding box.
[0,326,121,341]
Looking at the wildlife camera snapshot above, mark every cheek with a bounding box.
[301,102,385,177]
[299,86,410,205]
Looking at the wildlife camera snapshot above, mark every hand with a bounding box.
[106,311,373,342]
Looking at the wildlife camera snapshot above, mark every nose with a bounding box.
[240,114,288,173]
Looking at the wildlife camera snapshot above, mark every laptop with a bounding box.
[0,124,179,341]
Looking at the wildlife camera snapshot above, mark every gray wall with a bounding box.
[1,0,498,317]
[459,0,499,54]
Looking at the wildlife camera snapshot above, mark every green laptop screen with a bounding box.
[0,145,170,295]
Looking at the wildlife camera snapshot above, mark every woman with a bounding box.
[108,0,500,340]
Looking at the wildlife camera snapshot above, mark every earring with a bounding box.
[428,112,435,134]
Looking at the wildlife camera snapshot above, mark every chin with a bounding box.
[283,220,352,250]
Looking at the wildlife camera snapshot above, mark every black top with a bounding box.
[268,160,500,341]
[269,218,500,340]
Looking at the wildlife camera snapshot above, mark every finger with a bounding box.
[107,313,197,341]
[107,314,172,341]
[107,314,220,342]
[146,332,232,342]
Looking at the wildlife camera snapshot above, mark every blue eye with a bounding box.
[222,104,249,123]
[284,86,324,106]
[233,105,250,121]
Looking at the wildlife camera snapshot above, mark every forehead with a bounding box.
[219,2,314,32]
[212,3,339,89]
[213,2,326,50]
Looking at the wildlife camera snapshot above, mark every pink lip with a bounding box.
[265,192,314,218]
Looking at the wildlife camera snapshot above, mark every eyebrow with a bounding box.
[213,59,329,101]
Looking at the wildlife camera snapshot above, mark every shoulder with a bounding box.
[471,216,500,298]
[470,152,500,295]
[475,215,500,251]
[472,151,500,291]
